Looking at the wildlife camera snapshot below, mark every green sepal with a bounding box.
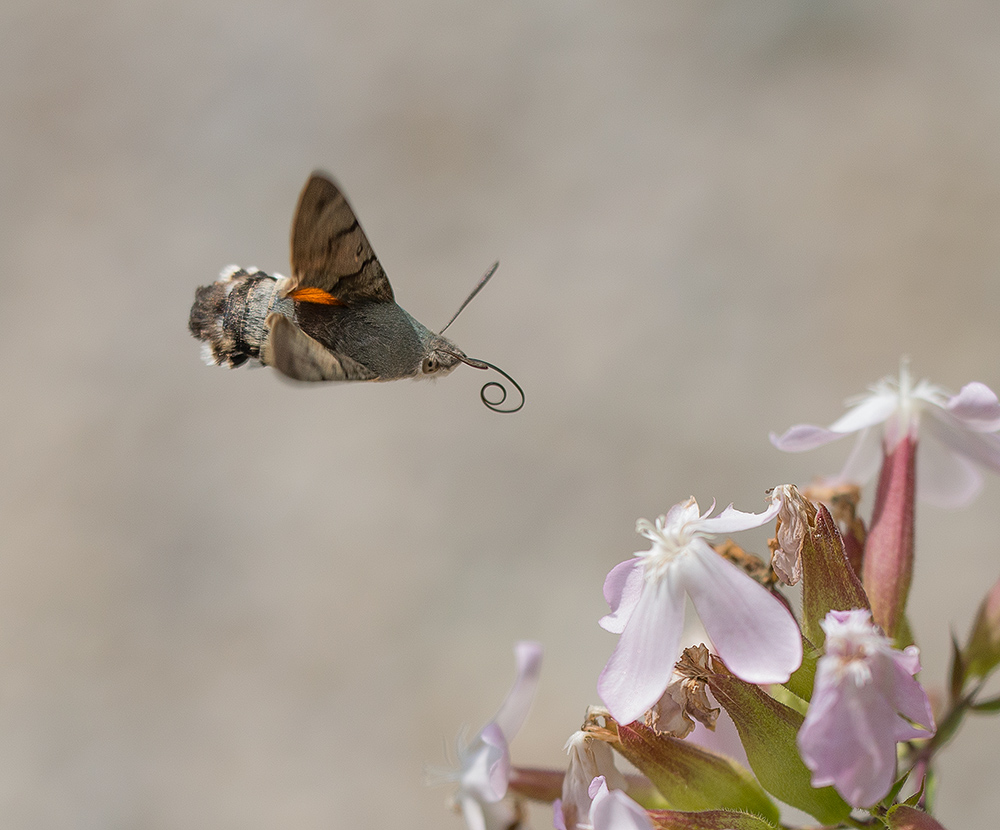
[647,808,780,829]
[883,769,911,807]
[768,680,807,716]
[706,659,851,825]
[962,574,1000,681]
[948,631,966,702]
[800,502,870,647]
[605,718,780,824]
[780,635,818,703]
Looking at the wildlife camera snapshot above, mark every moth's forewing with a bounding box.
[288,174,394,304]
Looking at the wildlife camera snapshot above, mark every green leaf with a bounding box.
[969,693,1000,713]
[948,631,965,702]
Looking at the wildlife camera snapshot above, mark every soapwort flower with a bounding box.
[597,497,802,725]
[771,362,1000,508]
[773,365,1000,637]
[438,641,543,830]
[554,731,629,830]
[798,610,935,808]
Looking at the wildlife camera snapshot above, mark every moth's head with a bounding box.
[419,336,466,377]
[420,337,525,413]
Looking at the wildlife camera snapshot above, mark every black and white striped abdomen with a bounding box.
[188,266,292,368]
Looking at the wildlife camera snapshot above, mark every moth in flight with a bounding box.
[189,172,522,412]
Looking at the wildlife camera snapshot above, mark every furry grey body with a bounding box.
[189,267,288,368]
[189,266,442,380]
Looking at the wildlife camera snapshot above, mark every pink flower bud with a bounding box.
[863,433,916,640]
[886,804,950,830]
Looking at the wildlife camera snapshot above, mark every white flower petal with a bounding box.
[774,369,1000,504]
[799,661,899,807]
[770,424,846,452]
[681,542,801,684]
[449,642,542,829]
[800,611,936,808]
[560,733,629,830]
[599,559,645,635]
[458,794,489,830]
[598,573,685,724]
[492,641,543,741]
[836,426,884,485]
[460,723,509,803]
[665,497,704,528]
[553,799,567,830]
[888,651,935,735]
[914,431,983,509]
[924,408,1000,474]
[483,723,511,801]
[826,391,900,435]
[946,382,1000,431]
[589,778,655,830]
[697,500,780,535]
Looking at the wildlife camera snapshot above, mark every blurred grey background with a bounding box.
[2,1,1000,827]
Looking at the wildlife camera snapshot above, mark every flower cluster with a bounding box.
[438,366,1000,830]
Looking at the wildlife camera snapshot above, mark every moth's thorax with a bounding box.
[294,300,437,380]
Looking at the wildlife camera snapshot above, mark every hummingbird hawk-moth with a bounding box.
[188,172,523,412]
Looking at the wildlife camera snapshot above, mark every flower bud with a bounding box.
[558,729,629,830]
[803,481,866,577]
[885,804,949,829]
[769,485,869,648]
[704,657,850,825]
[863,433,916,641]
[963,573,1000,681]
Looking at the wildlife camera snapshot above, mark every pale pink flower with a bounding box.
[597,497,803,725]
[553,732,628,830]
[442,641,543,830]
[556,776,653,830]
[771,362,1000,508]
[798,610,935,808]
[587,777,654,830]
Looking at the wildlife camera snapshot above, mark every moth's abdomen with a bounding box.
[189,266,290,368]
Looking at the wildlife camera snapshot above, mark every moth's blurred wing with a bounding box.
[287,173,394,304]
[265,313,377,382]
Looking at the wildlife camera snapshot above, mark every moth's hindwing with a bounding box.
[265,313,377,382]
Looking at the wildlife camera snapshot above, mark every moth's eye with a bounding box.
[422,356,439,374]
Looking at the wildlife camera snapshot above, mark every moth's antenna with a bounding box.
[441,350,525,414]
[439,261,499,335]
